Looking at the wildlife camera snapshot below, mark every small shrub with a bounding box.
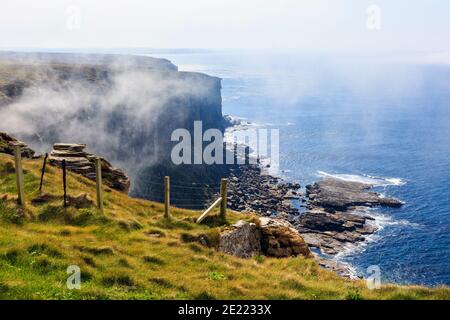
[202,229,221,248]
[180,233,199,243]
[149,278,174,288]
[64,208,97,226]
[194,291,216,300]
[180,230,220,248]
[82,256,96,267]
[281,279,305,291]
[199,215,228,228]
[208,272,227,281]
[31,194,58,205]
[0,200,27,225]
[101,274,135,287]
[59,229,71,236]
[0,281,10,294]
[38,205,64,222]
[118,258,131,268]
[75,245,114,256]
[188,243,203,253]
[118,218,143,231]
[255,255,265,264]
[142,255,165,266]
[39,205,99,226]
[27,244,63,258]
[1,249,20,265]
[345,288,363,300]
[0,161,15,174]
[32,257,56,274]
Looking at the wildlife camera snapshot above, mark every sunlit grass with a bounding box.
[0,153,449,300]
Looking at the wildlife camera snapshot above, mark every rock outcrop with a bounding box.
[219,220,262,258]
[295,209,377,255]
[260,217,311,258]
[218,218,311,259]
[306,178,403,211]
[0,132,35,158]
[48,143,130,193]
[292,178,403,256]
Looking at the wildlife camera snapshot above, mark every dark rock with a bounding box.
[0,132,35,158]
[306,178,403,211]
[219,220,262,258]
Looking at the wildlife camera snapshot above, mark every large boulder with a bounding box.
[218,218,311,259]
[0,132,35,158]
[260,218,312,258]
[219,220,262,258]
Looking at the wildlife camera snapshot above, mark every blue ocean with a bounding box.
[145,51,450,286]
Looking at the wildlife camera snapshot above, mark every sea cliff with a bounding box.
[0,52,226,202]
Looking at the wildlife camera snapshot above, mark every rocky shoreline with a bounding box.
[226,163,404,278]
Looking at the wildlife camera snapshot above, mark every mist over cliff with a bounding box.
[0,52,226,198]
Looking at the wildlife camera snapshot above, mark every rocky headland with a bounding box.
[225,163,404,277]
[0,52,405,278]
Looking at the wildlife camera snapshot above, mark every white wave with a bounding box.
[317,171,406,187]
[326,207,421,263]
[367,211,421,230]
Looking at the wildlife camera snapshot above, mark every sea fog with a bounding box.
[142,51,450,286]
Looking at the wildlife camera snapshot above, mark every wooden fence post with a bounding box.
[39,153,48,194]
[62,159,67,207]
[220,178,228,219]
[164,176,170,219]
[95,158,103,212]
[13,145,25,206]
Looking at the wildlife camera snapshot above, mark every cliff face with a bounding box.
[0,52,225,199]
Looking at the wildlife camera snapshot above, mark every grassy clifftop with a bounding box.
[0,153,449,300]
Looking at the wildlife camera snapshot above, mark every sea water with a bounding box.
[144,51,450,286]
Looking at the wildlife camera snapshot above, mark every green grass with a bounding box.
[0,153,449,300]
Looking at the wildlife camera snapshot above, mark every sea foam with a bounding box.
[317,171,406,187]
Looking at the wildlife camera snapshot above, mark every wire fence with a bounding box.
[145,180,222,209]
[8,150,227,221]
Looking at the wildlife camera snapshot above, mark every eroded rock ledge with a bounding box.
[306,178,403,211]
[48,143,130,193]
[0,132,35,158]
[292,178,403,256]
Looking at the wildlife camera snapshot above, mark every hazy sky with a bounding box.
[1,0,449,53]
